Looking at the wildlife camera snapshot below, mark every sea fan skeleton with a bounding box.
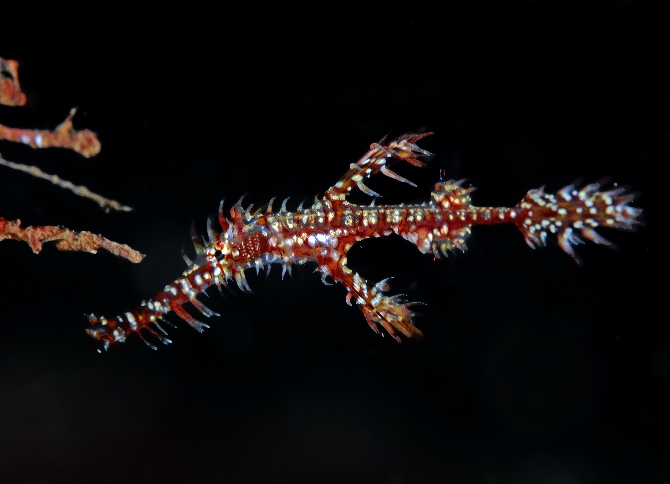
[87,132,641,350]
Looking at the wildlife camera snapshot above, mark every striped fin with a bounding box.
[515,182,641,264]
[326,132,432,201]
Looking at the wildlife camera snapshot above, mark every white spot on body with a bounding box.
[179,278,192,293]
[125,312,137,329]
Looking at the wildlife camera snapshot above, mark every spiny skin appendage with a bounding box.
[87,132,641,350]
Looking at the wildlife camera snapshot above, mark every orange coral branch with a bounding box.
[0,57,143,263]
[0,217,144,263]
[0,108,101,158]
[0,57,130,210]
[0,57,26,106]
[0,155,132,212]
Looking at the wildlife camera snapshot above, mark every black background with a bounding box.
[0,1,665,483]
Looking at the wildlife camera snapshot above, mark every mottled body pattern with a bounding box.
[87,133,641,350]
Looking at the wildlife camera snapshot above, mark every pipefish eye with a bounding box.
[214,250,224,260]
